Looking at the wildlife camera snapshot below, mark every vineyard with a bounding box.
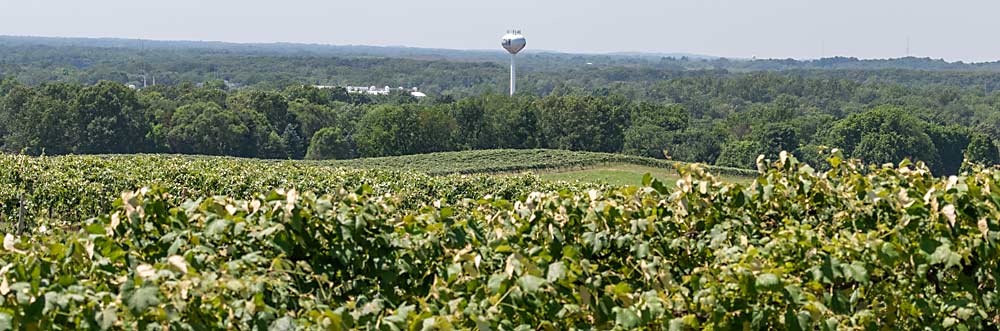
[323,149,758,177]
[0,154,596,228]
[0,152,998,329]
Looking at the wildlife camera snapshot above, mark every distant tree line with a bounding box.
[1,75,998,175]
[10,38,1000,97]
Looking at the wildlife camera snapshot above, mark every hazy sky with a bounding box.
[1,0,998,61]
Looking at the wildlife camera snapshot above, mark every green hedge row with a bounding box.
[325,149,760,177]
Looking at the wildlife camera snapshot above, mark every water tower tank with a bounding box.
[501,30,526,96]
[502,31,526,55]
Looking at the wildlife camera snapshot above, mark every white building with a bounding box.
[323,85,427,98]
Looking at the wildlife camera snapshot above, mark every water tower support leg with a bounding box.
[510,55,517,96]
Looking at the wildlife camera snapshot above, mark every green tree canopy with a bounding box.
[228,90,290,130]
[0,84,79,154]
[630,102,688,130]
[965,133,1000,167]
[305,127,354,160]
[166,102,251,156]
[715,140,767,169]
[535,95,629,152]
[623,124,673,159]
[75,81,151,153]
[354,105,422,157]
[824,106,938,167]
[751,122,799,156]
[926,125,971,175]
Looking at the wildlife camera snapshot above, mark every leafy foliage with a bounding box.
[715,140,768,169]
[967,133,1000,167]
[823,106,938,166]
[0,153,595,228]
[2,75,1000,174]
[0,152,998,329]
[305,127,353,160]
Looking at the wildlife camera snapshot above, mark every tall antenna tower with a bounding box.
[501,30,526,96]
[139,38,148,88]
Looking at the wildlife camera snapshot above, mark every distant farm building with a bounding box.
[317,85,426,98]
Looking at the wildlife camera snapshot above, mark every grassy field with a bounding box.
[533,164,754,186]
[327,149,758,185]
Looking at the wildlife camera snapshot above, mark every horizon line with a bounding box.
[2,33,997,64]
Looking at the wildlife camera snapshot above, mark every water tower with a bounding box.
[501,30,526,96]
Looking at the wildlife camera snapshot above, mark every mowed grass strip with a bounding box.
[325,149,758,178]
[532,164,755,187]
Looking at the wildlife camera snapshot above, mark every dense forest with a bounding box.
[2,36,1000,175]
[8,36,1000,96]
[1,71,998,175]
